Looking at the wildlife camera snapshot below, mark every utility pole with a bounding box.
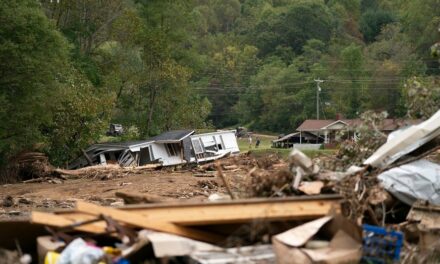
[314,78,324,119]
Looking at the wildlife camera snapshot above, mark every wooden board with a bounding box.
[75,201,223,243]
[60,195,341,226]
[31,211,107,234]
[125,198,340,225]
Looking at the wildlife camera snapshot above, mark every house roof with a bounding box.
[272,132,300,143]
[191,130,236,137]
[272,131,322,143]
[297,118,421,132]
[297,120,335,131]
[321,120,349,130]
[87,130,195,151]
[149,130,195,143]
[86,139,154,152]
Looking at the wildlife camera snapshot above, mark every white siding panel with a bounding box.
[150,143,184,166]
[222,133,239,151]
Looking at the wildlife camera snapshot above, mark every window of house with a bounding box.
[192,139,204,154]
[165,143,180,157]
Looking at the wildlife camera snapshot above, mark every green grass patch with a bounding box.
[98,135,121,143]
[237,136,336,159]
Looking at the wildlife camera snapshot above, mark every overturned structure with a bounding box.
[69,130,240,169]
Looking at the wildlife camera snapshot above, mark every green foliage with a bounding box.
[120,126,141,141]
[41,0,126,55]
[2,0,440,170]
[365,23,426,116]
[256,1,334,55]
[336,110,388,167]
[339,43,366,117]
[0,0,70,165]
[399,0,440,57]
[360,9,395,42]
[404,77,440,119]
[45,70,114,166]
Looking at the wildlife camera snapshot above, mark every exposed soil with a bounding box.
[0,169,237,220]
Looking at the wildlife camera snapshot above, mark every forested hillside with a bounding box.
[1,0,439,166]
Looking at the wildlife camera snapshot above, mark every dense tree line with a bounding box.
[0,0,439,167]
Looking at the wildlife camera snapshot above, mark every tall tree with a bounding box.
[254,1,334,56]
[0,0,70,164]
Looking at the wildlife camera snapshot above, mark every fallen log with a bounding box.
[55,163,161,178]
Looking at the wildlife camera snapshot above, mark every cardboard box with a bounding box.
[272,215,362,264]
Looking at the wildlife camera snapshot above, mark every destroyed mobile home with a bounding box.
[1,110,440,263]
[69,130,240,169]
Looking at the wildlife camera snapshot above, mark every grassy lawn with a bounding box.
[237,136,335,159]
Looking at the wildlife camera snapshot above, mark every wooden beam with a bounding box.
[81,148,93,165]
[126,198,340,225]
[59,195,341,226]
[75,201,223,243]
[31,211,107,234]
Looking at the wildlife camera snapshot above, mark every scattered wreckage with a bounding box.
[1,110,440,263]
[69,130,240,169]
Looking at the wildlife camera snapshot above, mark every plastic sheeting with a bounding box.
[378,159,440,206]
[364,109,440,169]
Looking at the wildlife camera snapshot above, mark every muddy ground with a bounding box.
[0,169,244,220]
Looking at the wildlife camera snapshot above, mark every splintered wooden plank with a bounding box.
[60,195,340,226]
[31,211,106,234]
[75,201,223,243]
[126,197,340,225]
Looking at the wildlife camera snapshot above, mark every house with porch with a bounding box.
[271,131,324,148]
[296,118,420,144]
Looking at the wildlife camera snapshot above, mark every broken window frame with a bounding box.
[165,143,180,157]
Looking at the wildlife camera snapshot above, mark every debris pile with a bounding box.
[0,110,439,263]
[56,164,160,181]
[333,111,388,169]
[1,152,64,183]
[4,196,339,264]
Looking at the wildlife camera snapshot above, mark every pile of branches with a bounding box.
[246,168,293,197]
[0,152,61,183]
[335,167,384,225]
[334,111,388,169]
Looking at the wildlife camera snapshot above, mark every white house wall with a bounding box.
[150,143,184,166]
[190,131,240,156]
[220,132,239,152]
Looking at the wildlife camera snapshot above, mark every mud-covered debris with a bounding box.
[247,168,294,197]
[197,179,219,190]
[116,191,170,204]
[2,195,14,207]
[8,211,21,216]
[0,248,22,264]
[256,154,282,169]
[18,198,32,205]
[298,181,324,195]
